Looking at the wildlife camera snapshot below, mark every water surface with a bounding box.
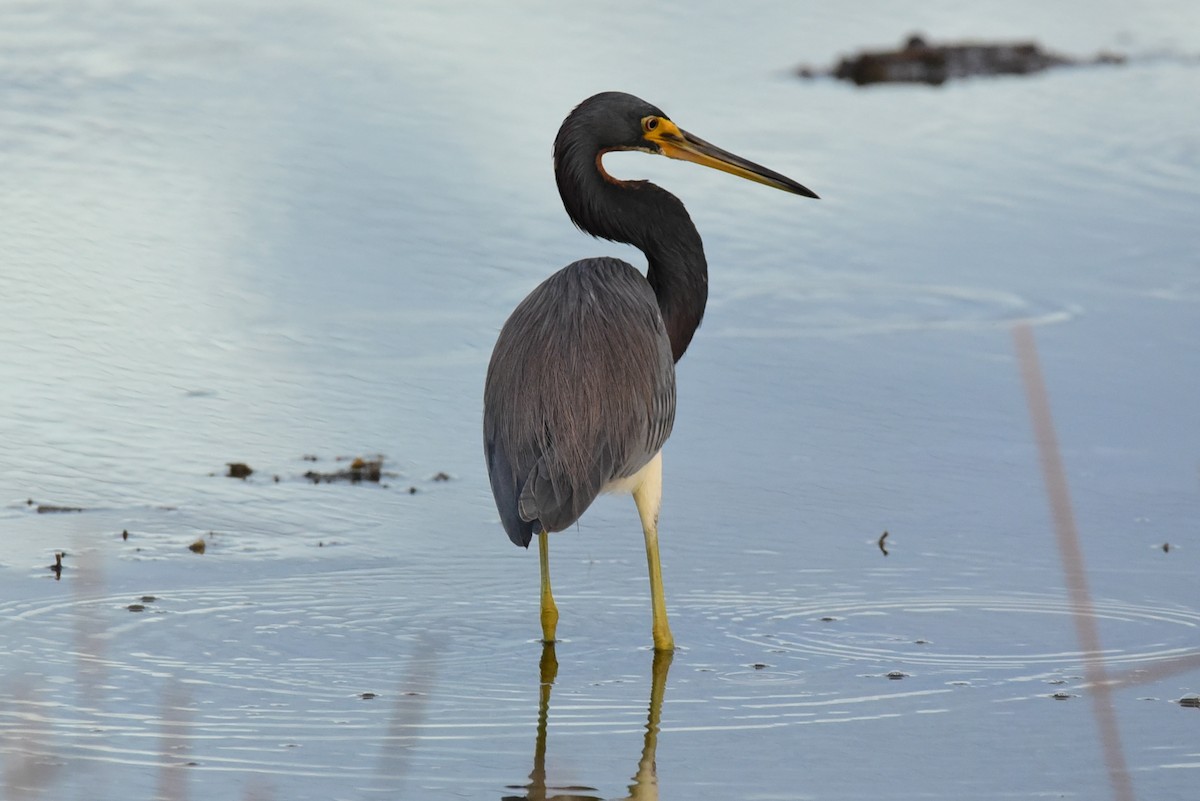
[2,1,1199,799]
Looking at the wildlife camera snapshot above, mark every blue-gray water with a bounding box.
[2,1,1198,799]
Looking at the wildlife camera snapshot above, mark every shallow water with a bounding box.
[2,1,1199,799]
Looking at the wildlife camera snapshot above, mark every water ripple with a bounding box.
[711,279,1080,339]
[679,590,1200,671]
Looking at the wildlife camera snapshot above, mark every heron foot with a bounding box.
[652,620,674,652]
[540,598,559,644]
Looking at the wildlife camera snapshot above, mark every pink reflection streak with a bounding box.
[1013,323,1135,801]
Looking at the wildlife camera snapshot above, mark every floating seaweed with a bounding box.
[304,455,385,484]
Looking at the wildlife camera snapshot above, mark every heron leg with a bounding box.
[632,453,674,652]
[538,530,559,644]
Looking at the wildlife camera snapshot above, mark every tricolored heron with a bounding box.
[484,92,816,652]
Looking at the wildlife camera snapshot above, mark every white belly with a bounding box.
[601,450,663,496]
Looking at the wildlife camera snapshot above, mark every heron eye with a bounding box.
[643,116,659,133]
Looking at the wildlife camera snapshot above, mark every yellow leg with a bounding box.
[538,530,559,644]
[632,453,674,652]
[642,523,674,652]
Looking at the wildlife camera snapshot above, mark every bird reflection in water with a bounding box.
[503,646,673,801]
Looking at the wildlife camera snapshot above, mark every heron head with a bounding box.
[563,92,818,199]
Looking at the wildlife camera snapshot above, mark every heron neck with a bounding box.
[557,164,709,362]
[640,197,708,363]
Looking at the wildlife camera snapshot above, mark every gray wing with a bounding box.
[484,257,676,547]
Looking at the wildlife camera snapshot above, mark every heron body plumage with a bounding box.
[484,257,676,548]
[483,92,816,650]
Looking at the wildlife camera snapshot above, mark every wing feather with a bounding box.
[484,257,676,546]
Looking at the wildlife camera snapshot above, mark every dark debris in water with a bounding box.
[1050,692,1077,700]
[305,455,385,484]
[226,462,253,479]
[1178,695,1200,708]
[210,453,450,489]
[21,497,82,513]
[36,503,84,514]
[799,33,1126,86]
[886,671,908,680]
